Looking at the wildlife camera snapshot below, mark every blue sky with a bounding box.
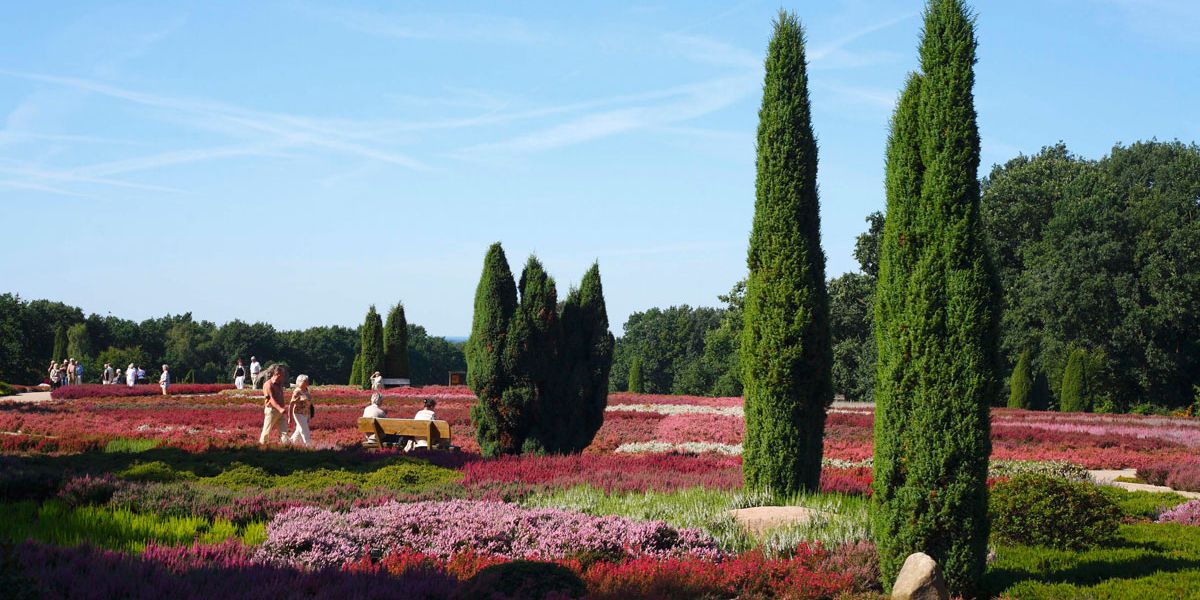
[1,1,1197,337]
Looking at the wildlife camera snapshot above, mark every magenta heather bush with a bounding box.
[1166,465,1200,492]
[12,540,457,600]
[1158,500,1200,526]
[56,473,119,507]
[258,500,722,569]
[51,384,234,400]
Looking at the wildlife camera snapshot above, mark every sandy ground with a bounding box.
[5,391,51,403]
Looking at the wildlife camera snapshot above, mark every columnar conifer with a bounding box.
[349,354,363,387]
[466,243,519,457]
[740,10,832,496]
[872,1,998,595]
[555,263,615,453]
[1008,349,1034,409]
[383,303,410,379]
[52,324,67,363]
[359,306,385,389]
[628,357,644,393]
[466,245,614,456]
[1059,347,1089,412]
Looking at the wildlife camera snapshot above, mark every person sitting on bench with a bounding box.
[362,392,401,446]
[405,398,437,451]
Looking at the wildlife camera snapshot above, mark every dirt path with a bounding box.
[1090,469,1200,499]
[4,391,52,403]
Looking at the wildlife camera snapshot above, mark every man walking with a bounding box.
[103,363,114,385]
[250,356,262,389]
[258,365,289,445]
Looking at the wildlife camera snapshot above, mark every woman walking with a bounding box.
[288,374,313,446]
[125,363,136,387]
[159,364,171,396]
[233,359,246,390]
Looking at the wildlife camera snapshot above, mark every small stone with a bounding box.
[726,506,832,536]
[892,552,949,600]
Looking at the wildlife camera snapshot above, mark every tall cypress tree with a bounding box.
[628,356,644,393]
[556,263,615,453]
[507,256,561,454]
[1059,347,1089,412]
[359,306,385,389]
[349,354,363,387]
[383,303,411,379]
[872,1,998,595]
[466,243,519,457]
[1008,349,1034,409]
[740,10,832,496]
[52,324,67,363]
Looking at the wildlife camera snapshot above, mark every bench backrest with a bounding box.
[356,418,451,444]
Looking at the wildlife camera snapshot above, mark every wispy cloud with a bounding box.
[808,11,916,69]
[300,6,546,45]
[662,32,760,71]
[452,76,755,157]
[0,69,432,172]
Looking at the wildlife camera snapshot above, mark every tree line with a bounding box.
[0,294,465,387]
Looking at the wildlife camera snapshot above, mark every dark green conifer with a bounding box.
[1059,347,1089,412]
[359,306,385,389]
[383,303,411,379]
[740,10,832,496]
[1008,349,1034,409]
[556,263,615,453]
[349,354,363,387]
[507,256,561,454]
[466,243,519,457]
[872,1,998,595]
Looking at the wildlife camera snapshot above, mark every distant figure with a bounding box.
[65,359,76,386]
[258,365,289,445]
[136,365,146,384]
[113,366,123,386]
[126,363,136,387]
[102,363,114,385]
[288,374,313,446]
[75,361,84,385]
[408,398,437,451]
[159,364,170,396]
[233,359,246,390]
[370,371,383,391]
[49,362,61,389]
[249,357,262,389]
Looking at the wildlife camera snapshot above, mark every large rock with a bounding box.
[725,506,831,536]
[892,552,948,600]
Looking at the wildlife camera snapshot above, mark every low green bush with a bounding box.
[103,439,160,454]
[990,474,1121,549]
[0,383,15,397]
[0,501,254,552]
[454,560,586,600]
[117,461,196,483]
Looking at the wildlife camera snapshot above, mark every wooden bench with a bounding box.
[380,378,410,388]
[357,417,452,450]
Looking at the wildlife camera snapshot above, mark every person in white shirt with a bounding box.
[408,398,437,451]
[362,392,395,445]
[370,371,383,391]
[249,357,262,389]
[159,364,171,396]
[126,363,137,387]
[287,374,313,446]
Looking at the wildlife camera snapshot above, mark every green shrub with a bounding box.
[990,474,1121,549]
[0,383,15,397]
[207,463,274,489]
[364,462,462,491]
[454,560,585,600]
[117,461,195,483]
[1097,486,1189,520]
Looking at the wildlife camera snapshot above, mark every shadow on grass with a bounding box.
[986,536,1200,594]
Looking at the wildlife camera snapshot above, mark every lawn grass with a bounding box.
[987,522,1200,598]
[0,500,263,552]
[522,484,870,554]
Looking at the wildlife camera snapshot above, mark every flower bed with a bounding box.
[258,500,723,569]
[51,384,235,400]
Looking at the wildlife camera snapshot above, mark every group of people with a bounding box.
[232,357,262,390]
[46,359,84,389]
[253,362,437,450]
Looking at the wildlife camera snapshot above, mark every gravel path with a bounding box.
[1089,469,1200,499]
[4,391,52,403]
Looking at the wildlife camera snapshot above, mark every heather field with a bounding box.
[2,386,1200,598]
